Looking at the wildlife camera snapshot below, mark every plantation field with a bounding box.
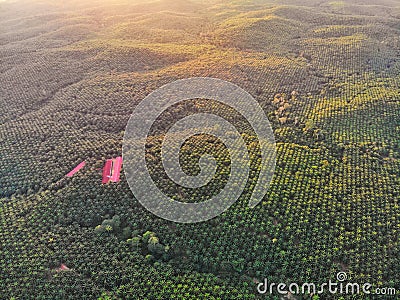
[0,0,399,299]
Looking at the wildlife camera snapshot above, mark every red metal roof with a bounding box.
[66,161,86,177]
[102,159,113,184]
[110,156,123,182]
[102,157,123,184]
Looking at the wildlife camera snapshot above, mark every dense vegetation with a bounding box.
[0,0,399,299]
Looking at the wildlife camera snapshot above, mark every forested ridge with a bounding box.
[0,0,399,299]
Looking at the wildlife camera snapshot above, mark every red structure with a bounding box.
[66,161,86,177]
[102,160,113,184]
[110,156,122,182]
[102,157,123,184]
[58,264,70,271]
[54,264,70,272]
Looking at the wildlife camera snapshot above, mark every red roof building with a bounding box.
[66,161,86,177]
[102,157,123,184]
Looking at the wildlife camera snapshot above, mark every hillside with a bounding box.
[0,0,399,299]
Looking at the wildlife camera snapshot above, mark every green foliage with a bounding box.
[121,226,132,240]
[95,215,122,235]
[142,231,156,243]
[0,0,399,299]
[98,292,117,300]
